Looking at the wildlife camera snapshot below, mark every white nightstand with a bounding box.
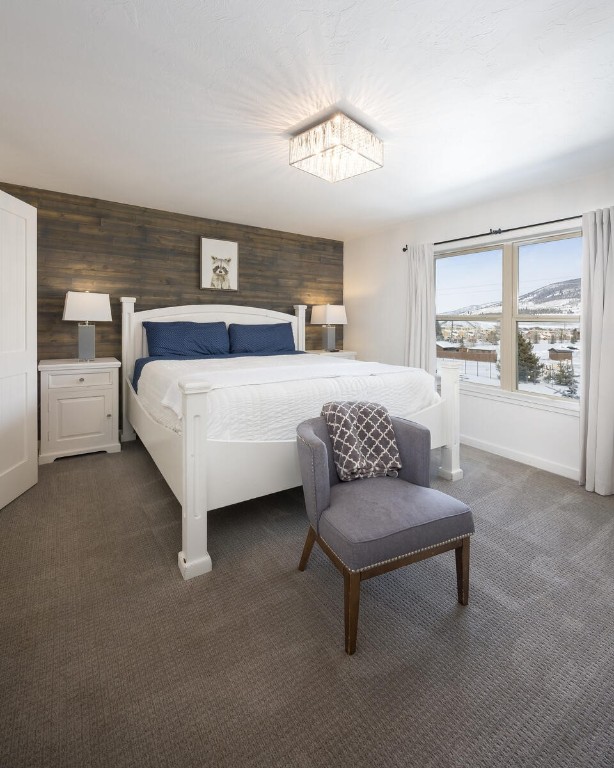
[38,358,121,464]
[309,350,358,360]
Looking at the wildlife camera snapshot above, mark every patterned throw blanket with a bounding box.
[321,401,402,482]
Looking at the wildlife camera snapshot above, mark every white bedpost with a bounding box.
[120,297,136,442]
[294,304,307,351]
[177,381,213,580]
[439,362,463,481]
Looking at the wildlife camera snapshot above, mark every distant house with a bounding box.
[437,343,497,363]
[548,347,573,361]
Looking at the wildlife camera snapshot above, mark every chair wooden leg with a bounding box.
[455,537,470,605]
[298,526,317,571]
[344,570,361,655]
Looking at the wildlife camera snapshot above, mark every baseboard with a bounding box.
[460,435,580,481]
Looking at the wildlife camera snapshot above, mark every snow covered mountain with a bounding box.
[450,278,581,316]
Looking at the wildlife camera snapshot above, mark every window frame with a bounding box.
[435,229,582,401]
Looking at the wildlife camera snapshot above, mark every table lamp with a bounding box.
[311,304,347,352]
[63,291,112,360]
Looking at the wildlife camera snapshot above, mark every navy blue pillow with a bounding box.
[228,322,296,354]
[143,321,230,356]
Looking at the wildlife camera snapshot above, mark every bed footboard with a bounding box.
[178,380,213,579]
[408,362,463,481]
[176,379,303,579]
[438,362,463,480]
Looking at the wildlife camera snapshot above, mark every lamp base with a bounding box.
[322,325,337,352]
[77,323,96,361]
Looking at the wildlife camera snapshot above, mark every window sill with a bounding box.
[457,381,580,417]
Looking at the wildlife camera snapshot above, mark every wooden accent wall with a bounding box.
[0,183,343,361]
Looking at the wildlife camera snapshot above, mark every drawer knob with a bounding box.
[79,377,85,383]
[107,414,112,418]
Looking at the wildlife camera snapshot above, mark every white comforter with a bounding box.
[135,354,439,441]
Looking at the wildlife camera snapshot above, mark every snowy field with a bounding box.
[436,341,581,399]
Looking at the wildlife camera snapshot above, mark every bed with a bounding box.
[121,299,462,580]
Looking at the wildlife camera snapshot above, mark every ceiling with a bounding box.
[1,0,614,241]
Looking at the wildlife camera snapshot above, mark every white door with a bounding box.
[0,190,37,508]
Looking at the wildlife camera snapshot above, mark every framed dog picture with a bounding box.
[200,238,239,291]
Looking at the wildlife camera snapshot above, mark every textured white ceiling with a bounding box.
[1,0,614,240]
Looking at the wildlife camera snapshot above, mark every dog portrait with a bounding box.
[201,238,238,290]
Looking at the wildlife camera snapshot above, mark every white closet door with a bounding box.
[0,190,37,509]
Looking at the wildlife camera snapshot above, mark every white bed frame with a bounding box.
[120,299,462,580]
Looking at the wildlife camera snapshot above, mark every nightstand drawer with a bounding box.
[48,370,113,389]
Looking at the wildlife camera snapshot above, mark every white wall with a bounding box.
[344,165,614,479]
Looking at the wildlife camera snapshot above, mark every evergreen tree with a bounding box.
[435,319,443,340]
[517,332,543,383]
[554,361,578,398]
[570,328,579,344]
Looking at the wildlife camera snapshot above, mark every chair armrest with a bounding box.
[297,420,331,531]
[390,417,431,488]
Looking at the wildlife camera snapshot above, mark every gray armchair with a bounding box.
[297,415,474,654]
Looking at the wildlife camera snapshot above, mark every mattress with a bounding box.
[134,353,440,441]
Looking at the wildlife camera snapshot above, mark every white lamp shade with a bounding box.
[63,291,112,322]
[311,304,347,325]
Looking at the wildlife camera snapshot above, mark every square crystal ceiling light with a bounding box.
[289,113,383,183]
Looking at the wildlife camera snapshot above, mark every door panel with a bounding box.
[0,191,37,509]
[49,391,112,448]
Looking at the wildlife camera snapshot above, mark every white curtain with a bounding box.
[580,208,614,495]
[404,243,436,375]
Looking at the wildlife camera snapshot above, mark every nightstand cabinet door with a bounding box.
[48,389,114,449]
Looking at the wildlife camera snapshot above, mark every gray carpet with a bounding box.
[1,441,613,768]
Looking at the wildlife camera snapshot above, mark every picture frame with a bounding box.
[200,238,239,291]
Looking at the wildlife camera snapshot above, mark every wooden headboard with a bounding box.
[120,299,307,380]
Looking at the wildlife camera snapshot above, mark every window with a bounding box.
[435,232,582,400]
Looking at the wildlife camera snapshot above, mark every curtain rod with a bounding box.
[401,215,581,251]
